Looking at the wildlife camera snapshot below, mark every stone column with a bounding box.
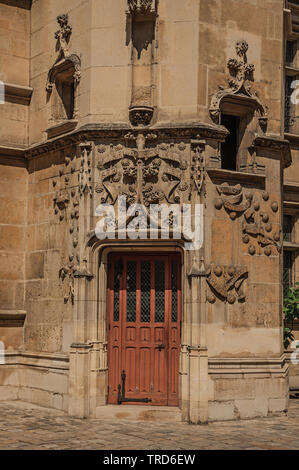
[68,270,93,418]
[187,258,208,423]
[68,141,94,417]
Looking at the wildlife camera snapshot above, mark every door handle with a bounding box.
[158,343,165,351]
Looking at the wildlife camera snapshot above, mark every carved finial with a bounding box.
[227,40,254,94]
[54,13,72,59]
[209,40,267,127]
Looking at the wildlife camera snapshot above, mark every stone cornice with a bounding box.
[0,0,32,9]
[0,145,27,167]
[1,124,291,168]
[23,122,229,159]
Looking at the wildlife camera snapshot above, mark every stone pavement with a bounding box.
[0,400,299,450]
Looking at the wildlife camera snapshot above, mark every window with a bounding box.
[286,40,296,66]
[283,214,295,242]
[221,114,240,171]
[283,251,294,297]
[285,75,294,133]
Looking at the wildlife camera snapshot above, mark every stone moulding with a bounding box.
[46,120,78,140]
[0,310,26,327]
[208,354,288,377]
[23,122,228,160]
[207,168,266,186]
[209,40,268,129]
[4,83,33,106]
[2,350,69,370]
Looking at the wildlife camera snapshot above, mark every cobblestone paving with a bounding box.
[0,400,299,450]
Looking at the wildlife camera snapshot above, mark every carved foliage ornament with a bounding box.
[191,138,205,196]
[214,182,281,256]
[127,0,158,15]
[206,264,248,304]
[209,41,267,126]
[55,144,94,303]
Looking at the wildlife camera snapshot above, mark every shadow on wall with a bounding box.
[126,16,156,60]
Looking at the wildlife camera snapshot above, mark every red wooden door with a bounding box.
[107,253,181,406]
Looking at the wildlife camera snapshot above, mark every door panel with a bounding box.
[107,253,181,406]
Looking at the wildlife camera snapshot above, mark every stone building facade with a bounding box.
[0,0,298,423]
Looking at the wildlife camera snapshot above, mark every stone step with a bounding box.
[95,405,182,423]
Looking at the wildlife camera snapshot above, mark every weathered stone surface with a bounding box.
[0,0,294,423]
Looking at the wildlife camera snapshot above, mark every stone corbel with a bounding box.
[188,257,207,279]
[253,135,292,169]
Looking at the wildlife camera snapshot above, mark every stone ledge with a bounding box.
[0,310,26,327]
[46,120,78,140]
[4,83,33,105]
[2,350,69,371]
[207,168,266,187]
[0,145,27,167]
[208,355,288,377]
[283,241,299,251]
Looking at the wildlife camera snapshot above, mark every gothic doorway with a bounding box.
[107,253,181,406]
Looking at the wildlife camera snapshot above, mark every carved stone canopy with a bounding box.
[209,41,267,129]
[46,14,81,94]
[126,0,158,16]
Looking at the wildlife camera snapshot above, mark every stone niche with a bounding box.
[46,14,81,139]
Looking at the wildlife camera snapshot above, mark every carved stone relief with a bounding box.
[209,41,267,129]
[214,182,281,256]
[191,138,205,196]
[95,133,190,213]
[46,14,81,94]
[54,143,93,303]
[206,264,248,304]
[46,14,81,127]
